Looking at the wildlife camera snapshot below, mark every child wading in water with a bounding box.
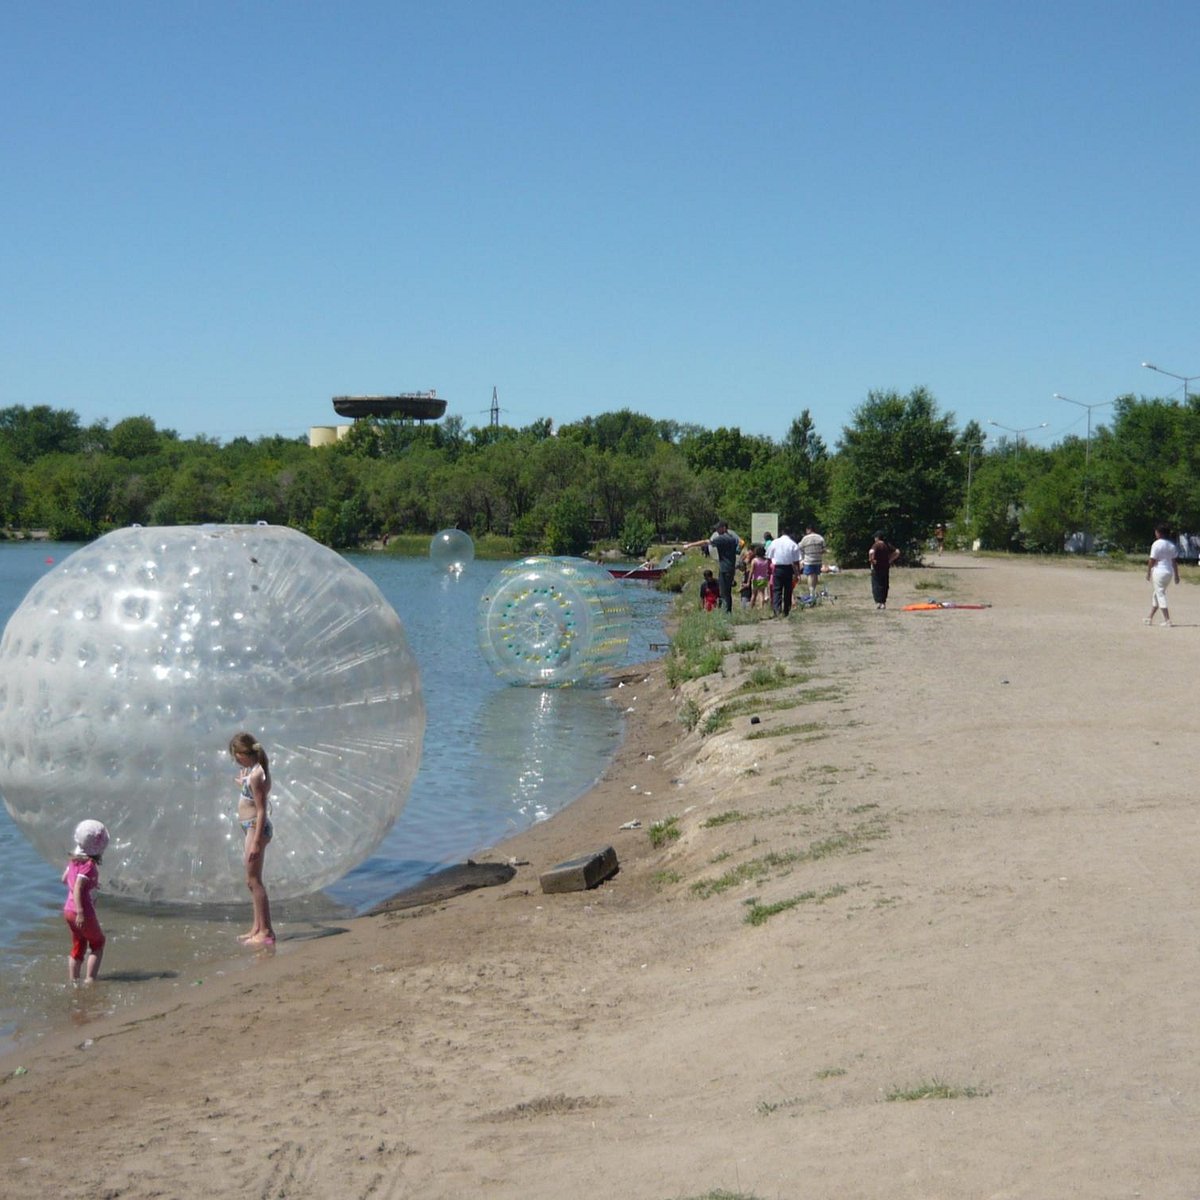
[229,732,275,947]
[63,819,109,984]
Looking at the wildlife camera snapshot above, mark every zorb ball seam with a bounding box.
[0,525,425,904]
[478,557,631,686]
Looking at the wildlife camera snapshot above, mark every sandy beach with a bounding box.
[3,552,1199,1199]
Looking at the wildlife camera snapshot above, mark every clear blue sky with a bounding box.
[3,1,1197,451]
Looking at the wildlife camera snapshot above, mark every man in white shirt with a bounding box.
[1145,523,1180,627]
[798,523,826,598]
[765,528,800,616]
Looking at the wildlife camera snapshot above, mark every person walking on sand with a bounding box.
[63,819,109,984]
[869,530,901,610]
[798,523,826,598]
[230,732,276,946]
[1145,524,1180,628]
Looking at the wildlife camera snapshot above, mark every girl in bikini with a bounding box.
[229,732,275,946]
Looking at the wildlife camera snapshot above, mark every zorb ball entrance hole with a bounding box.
[0,524,425,905]
[478,557,631,686]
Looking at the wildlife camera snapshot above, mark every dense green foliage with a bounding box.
[1,389,1193,559]
[826,388,958,564]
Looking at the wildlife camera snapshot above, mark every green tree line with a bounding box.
[0,388,1193,562]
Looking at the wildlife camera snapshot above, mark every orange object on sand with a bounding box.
[902,601,990,611]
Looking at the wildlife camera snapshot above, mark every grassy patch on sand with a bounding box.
[701,810,752,828]
[913,573,958,594]
[666,606,734,686]
[648,816,682,848]
[743,883,849,925]
[744,720,824,741]
[885,1079,988,1102]
[701,801,820,828]
[691,822,887,899]
[699,686,841,736]
[670,1192,767,1200]
[731,638,762,654]
[739,663,790,691]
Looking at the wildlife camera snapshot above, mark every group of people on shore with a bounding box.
[686,517,1188,626]
[686,521,901,615]
[62,731,276,984]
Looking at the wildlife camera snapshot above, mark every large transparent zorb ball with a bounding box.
[0,525,425,904]
[478,557,631,686]
[430,528,474,573]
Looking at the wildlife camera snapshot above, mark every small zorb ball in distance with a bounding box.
[477,557,631,686]
[0,525,425,904]
[430,528,474,573]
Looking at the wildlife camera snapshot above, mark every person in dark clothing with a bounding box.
[699,569,720,611]
[685,521,741,613]
[869,530,900,609]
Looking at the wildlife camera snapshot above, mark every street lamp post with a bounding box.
[956,443,985,523]
[1053,393,1114,553]
[1142,362,1200,403]
[987,419,1048,452]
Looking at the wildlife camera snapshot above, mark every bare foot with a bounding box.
[244,932,276,947]
[236,931,259,942]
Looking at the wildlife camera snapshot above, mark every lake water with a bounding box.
[0,541,670,1052]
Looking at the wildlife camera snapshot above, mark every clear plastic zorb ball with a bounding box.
[477,557,631,686]
[0,524,425,904]
[429,528,475,573]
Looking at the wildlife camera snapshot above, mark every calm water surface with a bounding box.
[0,542,669,1052]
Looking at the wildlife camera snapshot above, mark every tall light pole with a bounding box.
[1053,393,1114,553]
[987,419,1048,453]
[1142,362,1200,403]
[956,442,985,523]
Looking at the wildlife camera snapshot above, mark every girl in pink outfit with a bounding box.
[749,547,772,609]
[63,819,109,984]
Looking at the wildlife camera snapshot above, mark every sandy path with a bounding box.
[2,553,1198,1199]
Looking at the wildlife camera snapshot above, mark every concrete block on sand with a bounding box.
[539,846,619,894]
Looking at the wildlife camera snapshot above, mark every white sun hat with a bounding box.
[73,819,110,858]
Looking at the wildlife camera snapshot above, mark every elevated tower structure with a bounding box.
[332,391,447,422]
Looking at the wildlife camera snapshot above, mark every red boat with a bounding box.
[608,566,666,581]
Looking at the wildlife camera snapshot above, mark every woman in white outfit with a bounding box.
[1145,524,1180,627]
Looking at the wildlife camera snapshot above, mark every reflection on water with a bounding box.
[477,686,621,823]
[324,682,626,911]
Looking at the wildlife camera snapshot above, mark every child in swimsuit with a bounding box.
[63,819,109,984]
[749,547,772,609]
[229,732,276,947]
